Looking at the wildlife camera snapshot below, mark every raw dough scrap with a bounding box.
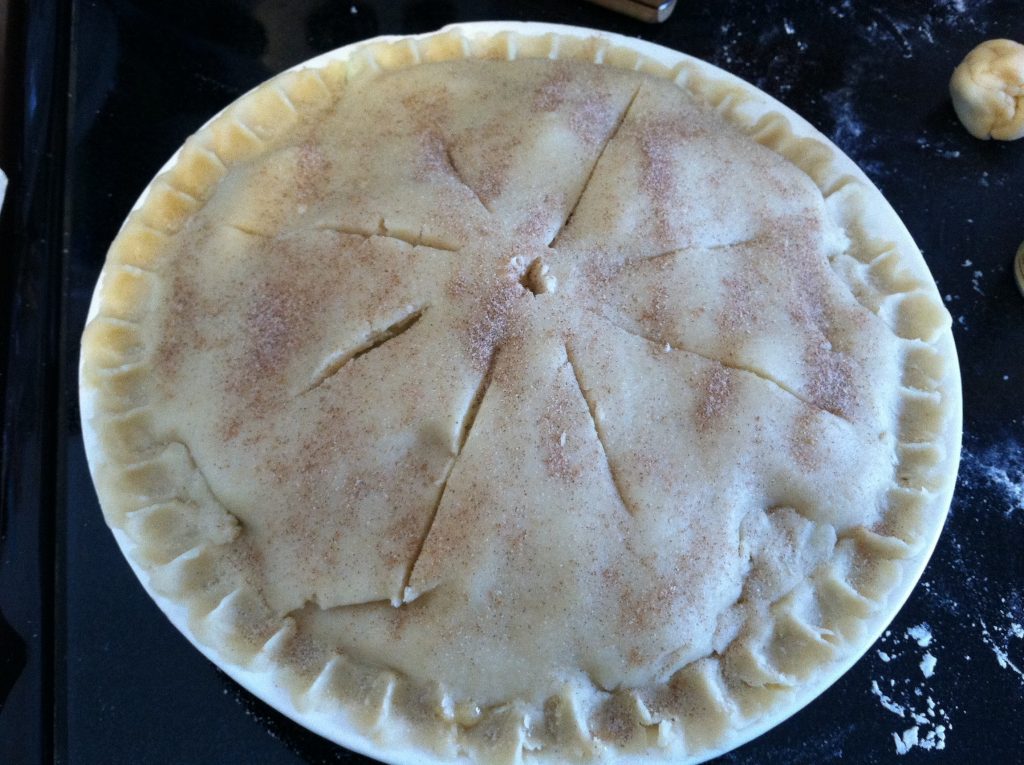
[950,38,1024,141]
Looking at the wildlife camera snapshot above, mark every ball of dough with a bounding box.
[950,39,1024,140]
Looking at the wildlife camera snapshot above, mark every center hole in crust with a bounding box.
[519,257,556,296]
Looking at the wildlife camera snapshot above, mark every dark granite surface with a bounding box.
[1,1,1021,763]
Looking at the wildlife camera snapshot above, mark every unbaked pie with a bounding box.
[80,24,961,764]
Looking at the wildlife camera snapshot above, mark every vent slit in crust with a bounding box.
[584,308,854,424]
[564,343,635,516]
[401,351,497,602]
[549,84,643,248]
[445,143,492,214]
[226,223,273,239]
[456,351,497,454]
[617,238,761,270]
[315,221,460,252]
[299,306,426,395]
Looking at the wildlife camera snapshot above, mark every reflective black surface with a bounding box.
[1,1,1022,763]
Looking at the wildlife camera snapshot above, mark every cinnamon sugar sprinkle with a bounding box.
[465,275,523,371]
[295,142,331,202]
[533,62,618,146]
[539,368,589,484]
[134,58,915,743]
[805,341,857,419]
[790,408,824,471]
[695,365,735,433]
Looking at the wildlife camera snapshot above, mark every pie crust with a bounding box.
[80,23,962,765]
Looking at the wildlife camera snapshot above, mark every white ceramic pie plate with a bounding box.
[81,21,961,765]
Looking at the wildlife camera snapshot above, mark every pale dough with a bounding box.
[950,38,1024,141]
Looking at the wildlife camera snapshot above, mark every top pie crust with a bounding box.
[80,24,961,765]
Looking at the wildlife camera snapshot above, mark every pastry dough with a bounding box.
[950,38,1024,141]
[80,26,961,764]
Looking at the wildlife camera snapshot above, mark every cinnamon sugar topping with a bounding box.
[695,366,734,433]
[84,51,949,765]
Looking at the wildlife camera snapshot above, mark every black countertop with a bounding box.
[1,1,1022,763]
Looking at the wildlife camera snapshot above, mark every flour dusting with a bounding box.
[958,440,1024,516]
[980,614,1024,682]
[870,624,950,755]
[825,87,864,151]
[920,652,937,678]
[971,270,985,295]
[907,623,933,647]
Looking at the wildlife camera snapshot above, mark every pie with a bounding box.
[80,25,962,764]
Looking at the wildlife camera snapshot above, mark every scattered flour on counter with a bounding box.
[822,85,889,176]
[908,623,933,647]
[930,0,988,32]
[916,135,961,158]
[893,722,947,755]
[871,680,907,716]
[825,87,864,151]
[971,270,985,295]
[980,614,1024,682]
[959,441,1024,516]
[870,624,950,755]
[920,652,937,678]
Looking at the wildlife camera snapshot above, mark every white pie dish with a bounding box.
[79,20,962,765]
